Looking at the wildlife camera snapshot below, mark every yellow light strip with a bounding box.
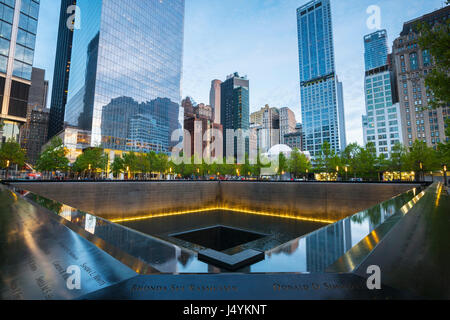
[109,206,337,224]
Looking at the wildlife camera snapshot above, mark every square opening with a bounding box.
[171,226,266,252]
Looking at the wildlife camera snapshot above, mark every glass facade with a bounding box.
[297,0,346,158]
[48,0,76,140]
[362,71,402,157]
[362,30,403,158]
[0,0,39,80]
[64,0,184,154]
[1,0,40,145]
[364,30,388,71]
[220,73,250,158]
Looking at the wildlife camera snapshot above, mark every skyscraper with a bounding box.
[0,0,40,144]
[279,107,297,144]
[62,0,184,155]
[47,0,76,141]
[220,72,249,159]
[364,29,389,71]
[297,0,346,158]
[210,79,222,124]
[20,67,49,164]
[392,6,450,148]
[362,30,403,158]
[250,104,280,153]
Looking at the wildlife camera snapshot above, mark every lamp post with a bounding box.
[336,166,339,181]
[419,161,423,182]
[345,166,348,181]
[444,165,448,187]
[306,169,309,181]
[5,160,10,179]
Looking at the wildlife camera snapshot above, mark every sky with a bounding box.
[33,0,447,146]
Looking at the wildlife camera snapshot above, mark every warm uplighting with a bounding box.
[6,160,10,167]
[109,206,337,224]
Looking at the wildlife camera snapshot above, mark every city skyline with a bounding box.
[33,0,446,147]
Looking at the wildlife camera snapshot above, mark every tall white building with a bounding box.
[362,30,403,158]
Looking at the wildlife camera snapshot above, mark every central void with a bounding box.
[172,226,266,252]
[119,209,329,254]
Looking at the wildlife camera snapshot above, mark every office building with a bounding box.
[0,0,40,144]
[250,105,280,154]
[220,72,249,159]
[279,107,297,144]
[362,30,403,157]
[392,6,450,148]
[210,79,222,125]
[62,0,185,155]
[284,123,303,151]
[47,0,76,140]
[297,0,346,158]
[364,29,389,71]
[20,67,49,164]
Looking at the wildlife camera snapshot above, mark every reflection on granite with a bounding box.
[354,183,450,299]
[0,186,137,300]
[5,183,424,275]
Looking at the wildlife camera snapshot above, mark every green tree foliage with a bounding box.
[35,137,69,175]
[0,139,26,178]
[277,152,289,176]
[111,156,124,178]
[73,147,108,178]
[389,143,409,172]
[288,148,312,178]
[417,14,450,109]
[405,140,438,174]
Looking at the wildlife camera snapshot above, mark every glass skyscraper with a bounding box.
[220,72,250,159]
[297,0,346,158]
[0,0,40,144]
[63,0,184,154]
[364,29,388,71]
[362,30,402,158]
[48,0,76,140]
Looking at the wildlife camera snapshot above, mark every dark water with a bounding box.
[119,210,329,254]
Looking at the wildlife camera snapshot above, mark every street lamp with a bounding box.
[345,166,348,181]
[443,164,448,187]
[419,161,423,182]
[336,166,339,181]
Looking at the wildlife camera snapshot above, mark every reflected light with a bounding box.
[109,206,337,224]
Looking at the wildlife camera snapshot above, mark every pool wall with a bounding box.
[11,181,421,222]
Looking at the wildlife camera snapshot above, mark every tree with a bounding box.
[122,152,138,179]
[417,13,450,109]
[35,137,69,178]
[277,152,289,177]
[355,142,378,181]
[405,140,437,181]
[111,156,124,178]
[0,139,25,179]
[340,143,362,178]
[315,141,335,173]
[389,143,408,173]
[289,148,311,178]
[73,147,108,179]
